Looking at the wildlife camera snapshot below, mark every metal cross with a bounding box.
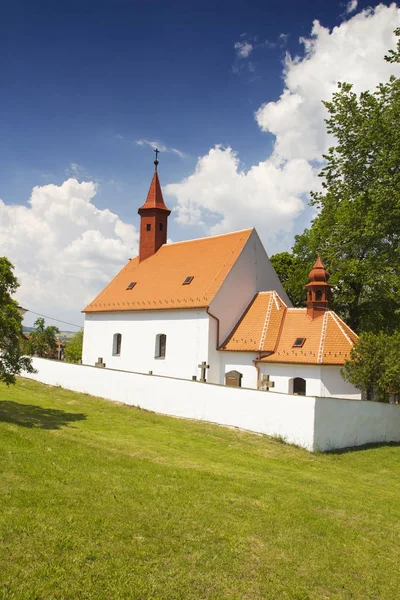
[154,148,160,171]
[259,374,275,391]
[198,361,210,383]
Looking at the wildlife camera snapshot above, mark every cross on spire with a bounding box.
[154,148,160,171]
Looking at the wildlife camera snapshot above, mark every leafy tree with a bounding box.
[65,330,83,364]
[0,257,34,384]
[342,331,400,402]
[26,318,60,358]
[341,332,386,401]
[292,29,400,333]
[269,252,310,307]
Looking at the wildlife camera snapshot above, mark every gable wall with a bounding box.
[209,229,291,349]
[82,309,211,381]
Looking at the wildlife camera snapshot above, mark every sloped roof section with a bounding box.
[83,228,253,313]
[219,292,286,352]
[220,291,358,365]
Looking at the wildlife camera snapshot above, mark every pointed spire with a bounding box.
[138,171,170,213]
[137,152,171,261]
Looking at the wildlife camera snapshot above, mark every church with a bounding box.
[82,158,361,400]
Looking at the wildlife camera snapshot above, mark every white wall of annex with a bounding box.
[258,363,361,399]
[209,229,292,346]
[82,309,211,381]
[219,351,258,389]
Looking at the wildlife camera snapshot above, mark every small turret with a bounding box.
[305,255,332,319]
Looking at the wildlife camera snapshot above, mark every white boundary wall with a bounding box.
[23,358,400,452]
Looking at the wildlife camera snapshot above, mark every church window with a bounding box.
[155,334,166,359]
[146,223,151,231]
[182,276,194,285]
[293,377,306,396]
[316,290,323,301]
[293,338,306,348]
[113,333,122,356]
[159,223,163,231]
[126,281,137,290]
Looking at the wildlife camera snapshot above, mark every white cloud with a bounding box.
[165,146,314,245]
[135,139,187,159]
[0,179,138,327]
[345,0,358,14]
[167,4,400,251]
[234,41,253,58]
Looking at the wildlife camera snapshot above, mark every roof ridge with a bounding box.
[330,311,358,340]
[329,311,354,346]
[317,312,329,364]
[259,293,273,350]
[165,227,254,247]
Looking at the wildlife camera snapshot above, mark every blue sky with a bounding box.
[0,0,399,327]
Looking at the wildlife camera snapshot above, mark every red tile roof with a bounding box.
[220,292,358,365]
[83,228,253,313]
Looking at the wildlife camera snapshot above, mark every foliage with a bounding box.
[0,257,34,384]
[292,29,400,333]
[269,252,310,306]
[65,330,83,363]
[2,379,400,599]
[26,317,60,358]
[342,331,400,402]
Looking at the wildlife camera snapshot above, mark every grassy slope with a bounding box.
[1,380,400,600]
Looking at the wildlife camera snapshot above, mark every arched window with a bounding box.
[316,290,323,301]
[112,333,122,356]
[293,377,306,396]
[155,334,166,359]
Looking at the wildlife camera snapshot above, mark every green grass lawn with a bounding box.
[1,380,400,600]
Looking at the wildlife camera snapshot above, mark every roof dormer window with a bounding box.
[293,338,306,348]
[183,276,194,285]
[126,282,137,290]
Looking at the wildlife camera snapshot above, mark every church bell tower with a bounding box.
[305,255,332,319]
[138,150,171,262]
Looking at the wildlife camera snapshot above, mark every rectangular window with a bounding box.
[146,224,151,231]
[182,276,194,285]
[126,281,136,290]
[293,337,306,348]
[159,223,163,231]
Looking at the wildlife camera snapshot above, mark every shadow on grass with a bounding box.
[326,441,400,455]
[0,401,87,430]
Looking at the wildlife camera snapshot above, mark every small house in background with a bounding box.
[82,157,360,400]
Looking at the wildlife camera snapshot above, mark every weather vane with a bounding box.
[154,148,160,171]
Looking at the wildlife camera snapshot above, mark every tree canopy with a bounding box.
[342,331,400,402]
[26,318,60,358]
[65,330,83,364]
[272,29,400,333]
[0,257,34,384]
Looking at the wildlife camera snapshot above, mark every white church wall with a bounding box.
[23,358,400,452]
[219,351,258,389]
[82,309,211,381]
[207,313,220,384]
[209,229,292,347]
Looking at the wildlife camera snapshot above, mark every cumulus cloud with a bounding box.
[234,40,253,58]
[0,179,138,326]
[346,0,358,14]
[167,4,400,250]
